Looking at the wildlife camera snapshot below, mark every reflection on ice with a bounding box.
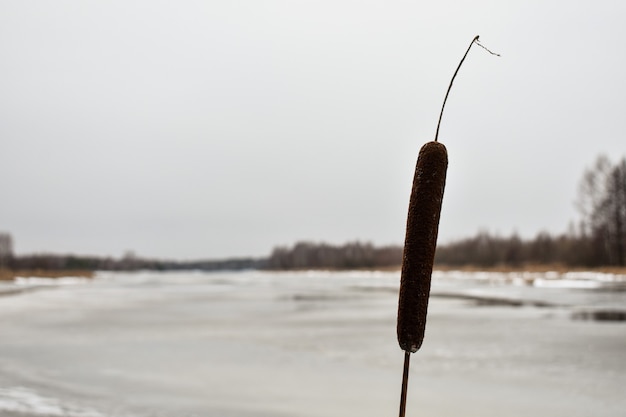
[572,309,626,321]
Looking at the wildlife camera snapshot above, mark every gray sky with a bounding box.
[1,1,625,259]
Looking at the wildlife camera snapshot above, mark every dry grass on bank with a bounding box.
[0,269,94,281]
[434,263,626,275]
[272,264,626,275]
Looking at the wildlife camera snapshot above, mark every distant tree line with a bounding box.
[263,228,617,270]
[262,231,607,270]
[265,241,402,270]
[433,230,592,268]
[1,247,264,273]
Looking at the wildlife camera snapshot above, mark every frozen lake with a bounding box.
[0,270,625,417]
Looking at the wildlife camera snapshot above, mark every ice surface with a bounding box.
[0,270,624,417]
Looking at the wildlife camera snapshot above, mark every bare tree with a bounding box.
[577,156,626,266]
[606,159,626,265]
[0,232,13,269]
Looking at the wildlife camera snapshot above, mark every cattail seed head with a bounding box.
[397,141,448,353]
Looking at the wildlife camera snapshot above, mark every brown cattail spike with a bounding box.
[397,140,448,352]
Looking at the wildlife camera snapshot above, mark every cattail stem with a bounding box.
[434,35,479,142]
[398,350,411,417]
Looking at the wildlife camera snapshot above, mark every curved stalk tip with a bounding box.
[434,35,480,143]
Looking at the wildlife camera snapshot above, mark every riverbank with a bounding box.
[0,269,93,281]
[2,264,626,281]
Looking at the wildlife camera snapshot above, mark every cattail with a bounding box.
[397,140,448,352]
[396,36,499,417]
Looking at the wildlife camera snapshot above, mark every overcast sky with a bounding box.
[1,1,625,259]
